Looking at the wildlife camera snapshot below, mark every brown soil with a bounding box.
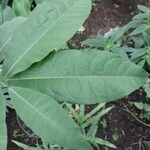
[7,108,40,150]
[7,0,150,150]
[97,90,150,150]
[70,0,148,47]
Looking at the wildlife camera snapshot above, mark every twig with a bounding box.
[123,105,150,128]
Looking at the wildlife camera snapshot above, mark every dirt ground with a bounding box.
[7,0,150,150]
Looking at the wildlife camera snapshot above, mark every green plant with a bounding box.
[121,5,150,69]
[0,1,150,150]
[82,26,128,58]
[82,5,150,69]
[13,103,116,150]
[82,5,150,98]
[65,103,116,149]
[13,140,64,150]
[122,5,150,97]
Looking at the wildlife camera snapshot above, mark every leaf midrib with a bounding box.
[8,75,147,81]
[10,88,78,138]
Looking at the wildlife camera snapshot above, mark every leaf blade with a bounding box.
[9,86,91,150]
[0,17,26,61]
[2,0,91,78]
[8,50,148,104]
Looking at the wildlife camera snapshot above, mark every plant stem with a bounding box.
[84,103,105,121]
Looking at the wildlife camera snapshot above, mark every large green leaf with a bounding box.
[0,17,26,61]
[2,0,91,78]
[0,76,7,150]
[9,86,91,150]
[8,50,148,104]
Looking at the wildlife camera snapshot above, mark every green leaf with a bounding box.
[125,20,143,30]
[110,27,126,43]
[132,36,145,48]
[133,102,144,110]
[138,60,145,67]
[0,77,7,150]
[0,17,27,61]
[8,50,148,104]
[2,0,91,78]
[138,5,150,19]
[13,140,37,150]
[83,106,113,128]
[0,73,6,86]
[144,103,150,112]
[0,4,2,24]
[133,13,147,20]
[143,32,150,46]
[9,87,92,150]
[130,48,147,60]
[12,0,31,17]
[90,137,116,149]
[0,0,8,9]
[144,112,150,120]
[3,6,16,22]
[145,80,150,98]
[82,35,107,48]
[130,24,150,36]
[34,0,43,4]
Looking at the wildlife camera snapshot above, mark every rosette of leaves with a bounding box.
[0,0,150,150]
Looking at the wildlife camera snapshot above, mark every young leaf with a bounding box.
[138,5,150,19]
[110,27,126,43]
[133,102,144,110]
[8,50,148,104]
[124,20,143,31]
[9,87,92,150]
[2,0,91,78]
[92,137,116,149]
[133,13,147,20]
[82,35,107,48]
[130,24,150,36]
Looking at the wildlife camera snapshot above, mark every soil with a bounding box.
[70,0,149,47]
[96,90,150,150]
[84,90,150,150]
[6,0,150,150]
